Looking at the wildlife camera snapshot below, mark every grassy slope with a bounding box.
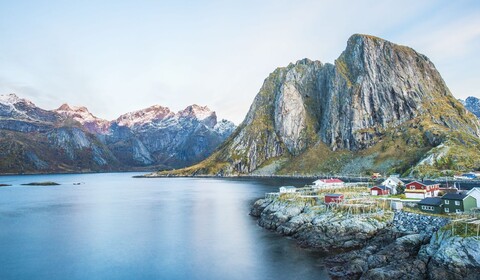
[155,37,480,177]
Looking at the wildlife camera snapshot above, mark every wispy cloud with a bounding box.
[0,1,479,123]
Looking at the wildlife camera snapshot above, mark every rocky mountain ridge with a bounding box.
[0,93,235,173]
[461,96,480,119]
[163,34,480,177]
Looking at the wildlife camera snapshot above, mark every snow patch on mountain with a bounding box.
[214,119,236,137]
[0,93,33,118]
[116,105,173,127]
[55,103,103,123]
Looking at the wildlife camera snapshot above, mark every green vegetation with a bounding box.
[154,38,480,178]
[441,215,480,237]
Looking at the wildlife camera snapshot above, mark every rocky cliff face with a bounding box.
[109,104,235,168]
[462,96,480,119]
[168,34,480,176]
[0,94,235,173]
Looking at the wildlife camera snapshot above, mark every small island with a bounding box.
[21,181,61,186]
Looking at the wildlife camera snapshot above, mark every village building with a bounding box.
[404,181,440,199]
[418,197,443,214]
[279,186,297,193]
[442,193,477,214]
[324,194,344,204]
[381,176,404,195]
[370,185,390,196]
[466,188,480,208]
[312,178,344,189]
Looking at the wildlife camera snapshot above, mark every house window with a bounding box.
[410,186,415,190]
[456,209,461,213]
[445,200,449,205]
[455,201,460,206]
[445,208,449,213]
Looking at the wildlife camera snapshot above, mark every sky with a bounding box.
[0,0,479,124]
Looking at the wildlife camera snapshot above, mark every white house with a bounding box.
[279,186,297,193]
[312,178,344,189]
[467,188,480,208]
[381,176,404,195]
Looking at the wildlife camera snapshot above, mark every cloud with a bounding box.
[0,1,479,123]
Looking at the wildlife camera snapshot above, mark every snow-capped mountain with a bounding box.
[108,104,235,168]
[55,103,111,134]
[0,93,236,173]
[461,96,480,119]
[0,93,60,124]
[115,104,174,128]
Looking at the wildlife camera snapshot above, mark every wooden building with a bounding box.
[370,185,390,196]
[312,178,344,189]
[418,197,443,214]
[405,181,440,199]
[324,194,344,204]
[442,193,477,214]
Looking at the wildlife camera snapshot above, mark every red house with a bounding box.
[370,185,390,196]
[325,194,344,204]
[405,181,440,199]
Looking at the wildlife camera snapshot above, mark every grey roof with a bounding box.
[442,193,467,200]
[419,197,443,206]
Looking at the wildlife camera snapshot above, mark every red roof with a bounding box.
[319,179,344,184]
[325,193,344,197]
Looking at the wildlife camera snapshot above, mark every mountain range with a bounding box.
[160,34,480,177]
[0,93,235,174]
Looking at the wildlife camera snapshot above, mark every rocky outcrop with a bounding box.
[328,232,431,279]
[463,96,480,119]
[251,197,480,280]
[170,34,480,177]
[250,198,390,252]
[0,93,235,173]
[419,230,480,280]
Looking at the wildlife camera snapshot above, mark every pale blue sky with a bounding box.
[0,0,479,124]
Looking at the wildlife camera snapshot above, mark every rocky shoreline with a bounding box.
[250,197,480,279]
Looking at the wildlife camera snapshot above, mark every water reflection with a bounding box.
[0,174,329,279]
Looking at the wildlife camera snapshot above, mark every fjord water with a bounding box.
[0,173,328,279]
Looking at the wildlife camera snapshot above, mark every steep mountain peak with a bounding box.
[0,93,35,106]
[0,93,60,123]
[55,103,103,123]
[465,96,480,118]
[176,104,217,129]
[116,104,173,127]
[178,104,215,121]
[164,34,480,177]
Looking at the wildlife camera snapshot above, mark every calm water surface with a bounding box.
[0,173,329,279]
